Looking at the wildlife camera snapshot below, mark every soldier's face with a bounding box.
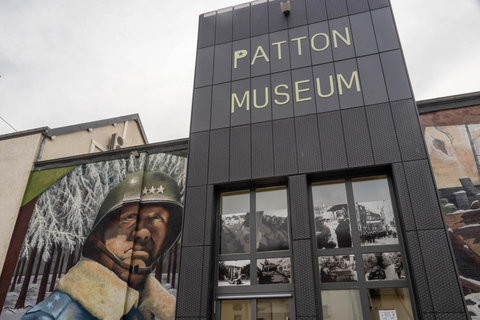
[103,203,169,268]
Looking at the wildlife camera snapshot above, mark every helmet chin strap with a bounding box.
[91,235,154,275]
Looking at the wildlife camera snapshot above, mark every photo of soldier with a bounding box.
[356,200,398,246]
[363,252,404,281]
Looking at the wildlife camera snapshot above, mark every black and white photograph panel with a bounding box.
[256,187,290,252]
[257,257,291,284]
[220,191,250,255]
[352,176,398,246]
[318,255,358,283]
[363,252,405,281]
[218,260,251,286]
[312,181,352,250]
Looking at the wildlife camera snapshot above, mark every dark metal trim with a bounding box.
[217,293,292,300]
[0,127,48,141]
[417,91,480,114]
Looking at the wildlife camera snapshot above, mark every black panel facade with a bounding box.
[180,2,469,319]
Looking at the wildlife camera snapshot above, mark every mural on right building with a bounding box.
[422,107,480,319]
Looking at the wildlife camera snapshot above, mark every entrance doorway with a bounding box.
[217,296,294,320]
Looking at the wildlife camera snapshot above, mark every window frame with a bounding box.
[309,174,419,320]
[214,185,294,296]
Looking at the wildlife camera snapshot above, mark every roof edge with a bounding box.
[0,127,49,142]
[417,91,480,114]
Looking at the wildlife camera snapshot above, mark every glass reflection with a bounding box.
[220,191,250,255]
[353,177,398,246]
[368,288,414,320]
[256,187,289,252]
[321,290,362,320]
[221,300,251,320]
[312,182,352,249]
[257,299,289,320]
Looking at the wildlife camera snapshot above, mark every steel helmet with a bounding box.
[84,171,183,274]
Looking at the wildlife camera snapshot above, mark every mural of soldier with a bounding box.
[20,171,182,320]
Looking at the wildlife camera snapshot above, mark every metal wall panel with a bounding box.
[329,17,355,61]
[288,175,311,239]
[231,79,251,126]
[289,26,312,69]
[270,30,291,73]
[271,71,295,120]
[309,21,334,66]
[418,230,466,313]
[422,314,436,320]
[251,75,272,123]
[250,34,271,77]
[341,107,374,167]
[230,124,252,181]
[381,50,412,101]
[325,0,348,19]
[191,87,212,133]
[195,47,215,88]
[292,240,317,317]
[295,115,323,173]
[392,163,416,231]
[288,0,308,28]
[317,111,348,170]
[346,0,369,14]
[215,9,233,45]
[292,67,316,116]
[200,246,212,318]
[203,185,215,246]
[312,63,340,113]
[366,103,401,164]
[335,58,364,109]
[251,0,269,36]
[182,186,208,247]
[405,232,434,313]
[268,0,288,32]
[357,54,388,105]
[233,4,251,41]
[305,0,328,24]
[371,7,400,52]
[198,13,216,49]
[273,118,298,176]
[208,128,230,184]
[211,83,231,130]
[368,0,390,10]
[390,99,427,161]
[187,131,210,187]
[251,121,275,178]
[176,247,204,317]
[436,314,468,320]
[349,12,378,57]
[403,160,444,230]
[213,42,233,85]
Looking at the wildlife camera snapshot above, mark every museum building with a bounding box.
[175,0,472,319]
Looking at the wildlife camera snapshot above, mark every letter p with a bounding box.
[234,50,248,69]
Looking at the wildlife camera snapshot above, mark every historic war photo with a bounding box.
[218,260,251,286]
[257,258,291,284]
[256,208,289,252]
[363,252,405,281]
[312,182,353,250]
[318,255,357,283]
[356,200,398,246]
[220,212,250,255]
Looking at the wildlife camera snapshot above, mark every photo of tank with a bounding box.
[257,258,291,285]
[318,255,357,283]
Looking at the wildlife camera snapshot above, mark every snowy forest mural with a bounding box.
[0,152,186,319]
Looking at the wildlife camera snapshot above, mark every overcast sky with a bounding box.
[1,0,479,142]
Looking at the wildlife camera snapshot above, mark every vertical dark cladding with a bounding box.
[178,0,469,318]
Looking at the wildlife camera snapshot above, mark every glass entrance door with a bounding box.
[218,298,292,320]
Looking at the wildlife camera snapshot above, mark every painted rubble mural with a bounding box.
[424,122,480,319]
[0,152,186,320]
